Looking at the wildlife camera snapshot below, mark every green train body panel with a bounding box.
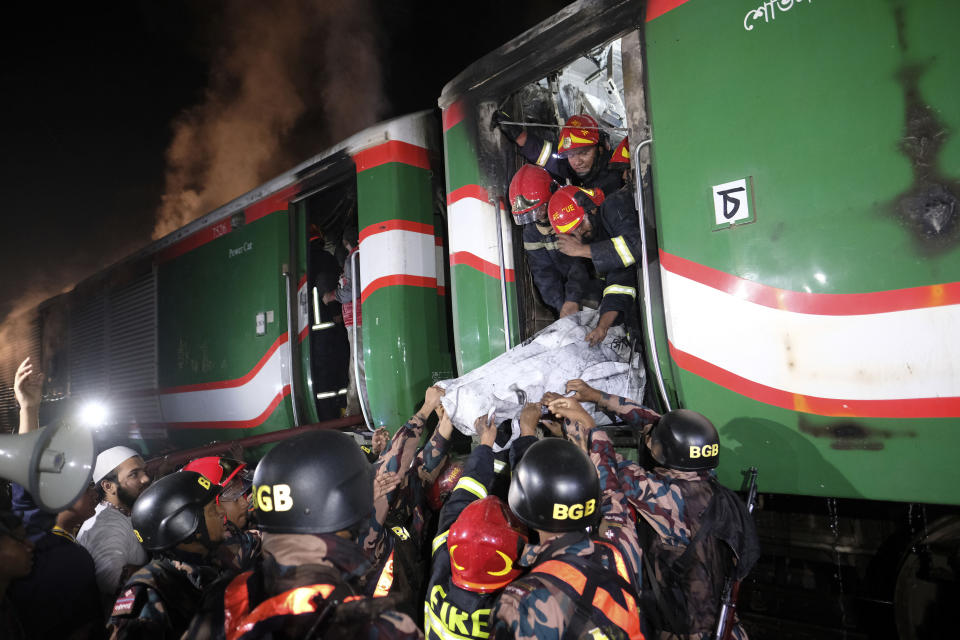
[158,212,293,450]
[442,108,520,375]
[357,156,454,430]
[644,0,960,503]
[18,112,452,450]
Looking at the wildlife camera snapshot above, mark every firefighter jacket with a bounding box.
[182,532,422,640]
[107,549,221,640]
[601,395,760,640]
[490,431,647,640]
[585,189,641,322]
[522,221,593,313]
[424,435,537,640]
[520,133,625,196]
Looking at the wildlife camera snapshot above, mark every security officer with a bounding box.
[510,164,595,318]
[490,398,646,640]
[494,112,626,196]
[425,406,538,640]
[563,380,760,640]
[183,430,422,639]
[548,185,641,345]
[107,471,226,640]
[182,456,261,572]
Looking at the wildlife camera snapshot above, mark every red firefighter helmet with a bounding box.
[509,164,556,225]
[427,457,465,512]
[448,496,527,593]
[548,185,605,235]
[183,456,251,492]
[557,114,601,157]
[609,136,631,166]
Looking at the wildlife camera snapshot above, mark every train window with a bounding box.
[499,37,632,338]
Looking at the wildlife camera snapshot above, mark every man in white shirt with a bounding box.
[78,446,152,609]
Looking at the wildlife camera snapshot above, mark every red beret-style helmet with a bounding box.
[557,114,601,157]
[509,164,557,226]
[548,185,605,235]
[448,496,528,593]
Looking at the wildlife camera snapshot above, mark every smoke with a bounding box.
[153,0,385,240]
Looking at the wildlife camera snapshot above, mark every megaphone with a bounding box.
[0,422,95,512]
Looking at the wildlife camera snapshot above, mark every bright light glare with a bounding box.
[79,401,109,428]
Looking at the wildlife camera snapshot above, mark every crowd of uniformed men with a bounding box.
[0,115,759,639]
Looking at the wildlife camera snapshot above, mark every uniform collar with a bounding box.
[519,530,594,568]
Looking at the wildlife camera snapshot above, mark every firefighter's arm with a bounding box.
[524,227,566,313]
[589,193,641,275]
[561,254,590,306]
[519,131,565,178]
[435,415,497,534]
[585,310,620,347]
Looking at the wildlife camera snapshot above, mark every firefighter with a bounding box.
[183,430,422,640]
[490,398,646,640]
[494,111,626,196]
[547,185,641,346]
[182,456,261,572]
[107,471,227,640]
[424,404,539,640]
[561,380,761,640]
[510,164,595,318]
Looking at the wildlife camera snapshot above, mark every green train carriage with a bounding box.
[7,111,453,451]
[439,0,958,634]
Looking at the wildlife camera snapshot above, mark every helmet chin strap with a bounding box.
[192,511,219,553]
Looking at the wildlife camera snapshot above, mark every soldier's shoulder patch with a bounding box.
[112,586,143,617]
[502,580,538,601]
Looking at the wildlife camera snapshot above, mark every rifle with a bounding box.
[713,467,759,640]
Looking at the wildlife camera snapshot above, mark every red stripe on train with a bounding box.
[359,219,435,242]
[159,333,288,394]
[449,251,516,282]
[669,342,960,419]
[646,0,693,22]
[353,140,431,172]
[167,386,292,430]
[361,274,438,303]
[443,100,466,131]
[447,184,489,206]
[660,250,960,315]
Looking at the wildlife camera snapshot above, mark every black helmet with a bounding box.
[132,471,221,552]
[252,430,373,534]
[648,409,720,471]
[508,438,600,533]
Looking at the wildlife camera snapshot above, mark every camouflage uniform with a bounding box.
[363,415,453,617]
[600,394,757,640]
[183,532,422,640]
[107,550,221,640]
[490,430,647,640]
[216,523,262,573]
[425,434,537,640]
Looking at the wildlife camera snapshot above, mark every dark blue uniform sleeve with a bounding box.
[519,132,571,182]
[590,190,641,276]
[436,444,495,534]
[522,225,565,312]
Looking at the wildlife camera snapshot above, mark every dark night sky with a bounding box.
[0,0,567,323]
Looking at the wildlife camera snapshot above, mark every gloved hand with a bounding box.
[491,109,524,143]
